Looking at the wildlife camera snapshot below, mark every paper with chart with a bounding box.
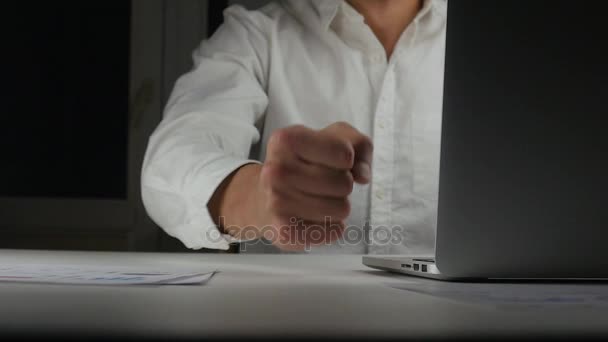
[0,263,216,285]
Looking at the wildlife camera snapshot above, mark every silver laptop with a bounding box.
[364,1,608,280]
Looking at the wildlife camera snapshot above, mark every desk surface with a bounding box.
[1,249,607,339]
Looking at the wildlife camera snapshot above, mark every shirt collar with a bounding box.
[311,0,342,30]
[312,0,446,30]
[282,0,446,34]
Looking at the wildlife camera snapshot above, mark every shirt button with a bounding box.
[375,190,384,200]
[378,122,385,129]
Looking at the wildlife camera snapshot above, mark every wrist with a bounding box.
[215,163,266,240]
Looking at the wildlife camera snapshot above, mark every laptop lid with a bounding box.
[435,1,608,278]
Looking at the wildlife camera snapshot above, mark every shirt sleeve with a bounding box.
[141,5,270,250]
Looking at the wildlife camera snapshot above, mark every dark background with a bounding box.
[1,1,227,199]
[0,0,233,252]
[2,2,131,199]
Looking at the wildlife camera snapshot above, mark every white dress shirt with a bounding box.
[141,0,447,254]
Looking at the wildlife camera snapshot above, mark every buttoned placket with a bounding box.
[367,20,421,255]
[368,63,396,255]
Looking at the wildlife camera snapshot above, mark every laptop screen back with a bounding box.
[436,1,608,278]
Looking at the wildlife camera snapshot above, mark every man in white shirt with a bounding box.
[141,0,446,254]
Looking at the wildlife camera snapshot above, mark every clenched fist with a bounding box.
[210,122,373,251]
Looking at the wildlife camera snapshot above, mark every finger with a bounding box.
[351,159,372,185]
[268,161,354,198]
[269,125,355,170]
[266,128,301,164]
[270,187,351,223]
[322,122,374,184]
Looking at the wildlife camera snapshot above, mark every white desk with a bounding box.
[1,249,607,339]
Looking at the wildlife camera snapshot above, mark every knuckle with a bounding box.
[361,135,374,152]
[271,125,307,151]
[268,129,293,151]
[361,134,373,148]
[332,121,354,131]
[354,134,374,156]
[340,142,355,167]
[290,124,307,132]
[327,139,354,168]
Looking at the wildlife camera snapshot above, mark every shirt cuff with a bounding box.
[182,156,262,249]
